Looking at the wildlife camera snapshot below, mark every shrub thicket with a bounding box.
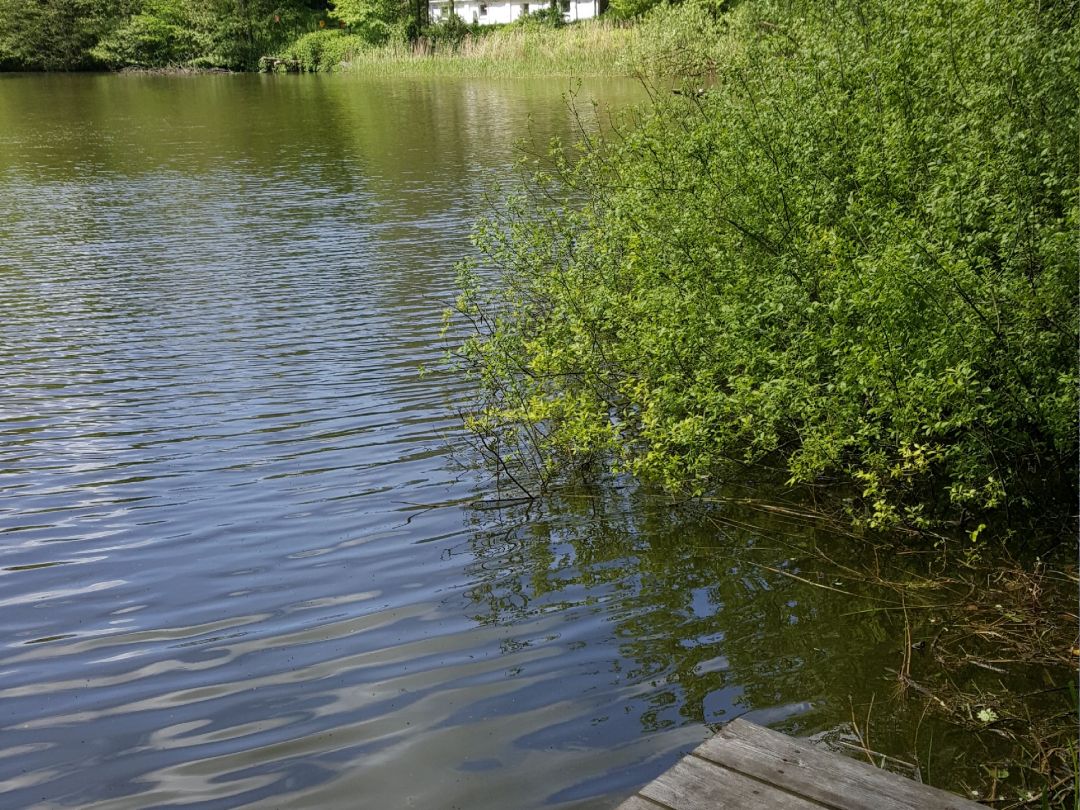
[455,0,1079,531]
[423,13,483,49]
[0,0,326,70]
[515,5,567,27]
[277,28,373,71]
[0,0,128,69]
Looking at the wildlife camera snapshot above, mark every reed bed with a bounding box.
[340,21,637,77]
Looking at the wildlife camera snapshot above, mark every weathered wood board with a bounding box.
[616,719,985,810]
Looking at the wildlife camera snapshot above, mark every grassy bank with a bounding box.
[293,20,638,77]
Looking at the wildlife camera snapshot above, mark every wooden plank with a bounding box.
[695,719,983,810]
[636,754,825,810]
[615,796,667,810]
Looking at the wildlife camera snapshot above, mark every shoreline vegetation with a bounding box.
[0,19,635,79]
[1,0,1076,805]
[0,0,641,77]
[446,0,1078,804]
[273,20,636,77]
[455,0,1078,538]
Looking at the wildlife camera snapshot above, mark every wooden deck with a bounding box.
[617,719,984,810]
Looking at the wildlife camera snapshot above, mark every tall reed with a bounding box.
[341,20,637,77]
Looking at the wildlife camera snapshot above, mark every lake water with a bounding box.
[0,74,981,809]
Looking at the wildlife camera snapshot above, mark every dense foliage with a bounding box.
[0,0,574,71]
[456,0,1079,530]
[0,0,127,69]
[608,0,728,22]
[279,0,612,73]
[273,28,370,70]
[0,0,329,70]
[327,0,434,44]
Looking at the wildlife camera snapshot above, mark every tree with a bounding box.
[87,0,317,69]
[91,0,207,67]
[328,0,406,43]
[0,0,131,69]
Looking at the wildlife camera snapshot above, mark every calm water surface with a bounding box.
[0,74,973,809]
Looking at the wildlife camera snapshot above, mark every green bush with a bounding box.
[0,0,322,70]
[0,0,127,69]
[423,13,482,48]
[608,0,732,23]
[514,5,566,27]
[179,0,320,70]
[91,0,206,67]
[617,2,730,79]
[281,28,372,71]
[329,0,402,45]
[455,0,1079,530]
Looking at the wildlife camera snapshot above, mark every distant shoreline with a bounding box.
[271,21,636,78]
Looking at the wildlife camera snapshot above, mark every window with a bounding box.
[479,2,487,13]
[522,3,529,13]
[560,0,569,11]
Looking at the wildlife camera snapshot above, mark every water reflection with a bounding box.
[461,494,870,728]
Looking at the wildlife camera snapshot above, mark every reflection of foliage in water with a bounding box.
[457,485,1077,801]
[460,487,892,731]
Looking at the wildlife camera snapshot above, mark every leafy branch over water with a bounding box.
[453,0,1079,534]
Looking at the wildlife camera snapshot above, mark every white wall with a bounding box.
[429,0,521,24]
[429,0,599,24]
[567,0,598,20]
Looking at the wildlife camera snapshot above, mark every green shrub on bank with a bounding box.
[423,14,483,48]
[0,0,321,70]
[616,2,729,79]
[280,29,373,71]
[608,0,731,22]
[91,0,207,68]
[0,0,127,69]
[514,5,566,27]
[455,0,1079,529]
[329,0,405,44]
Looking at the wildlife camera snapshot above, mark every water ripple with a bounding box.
[0,74,684,810]
[0,75,921,810]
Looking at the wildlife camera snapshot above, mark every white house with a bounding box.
[428,0,602,25]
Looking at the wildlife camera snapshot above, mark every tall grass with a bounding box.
[340,20,636,77]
